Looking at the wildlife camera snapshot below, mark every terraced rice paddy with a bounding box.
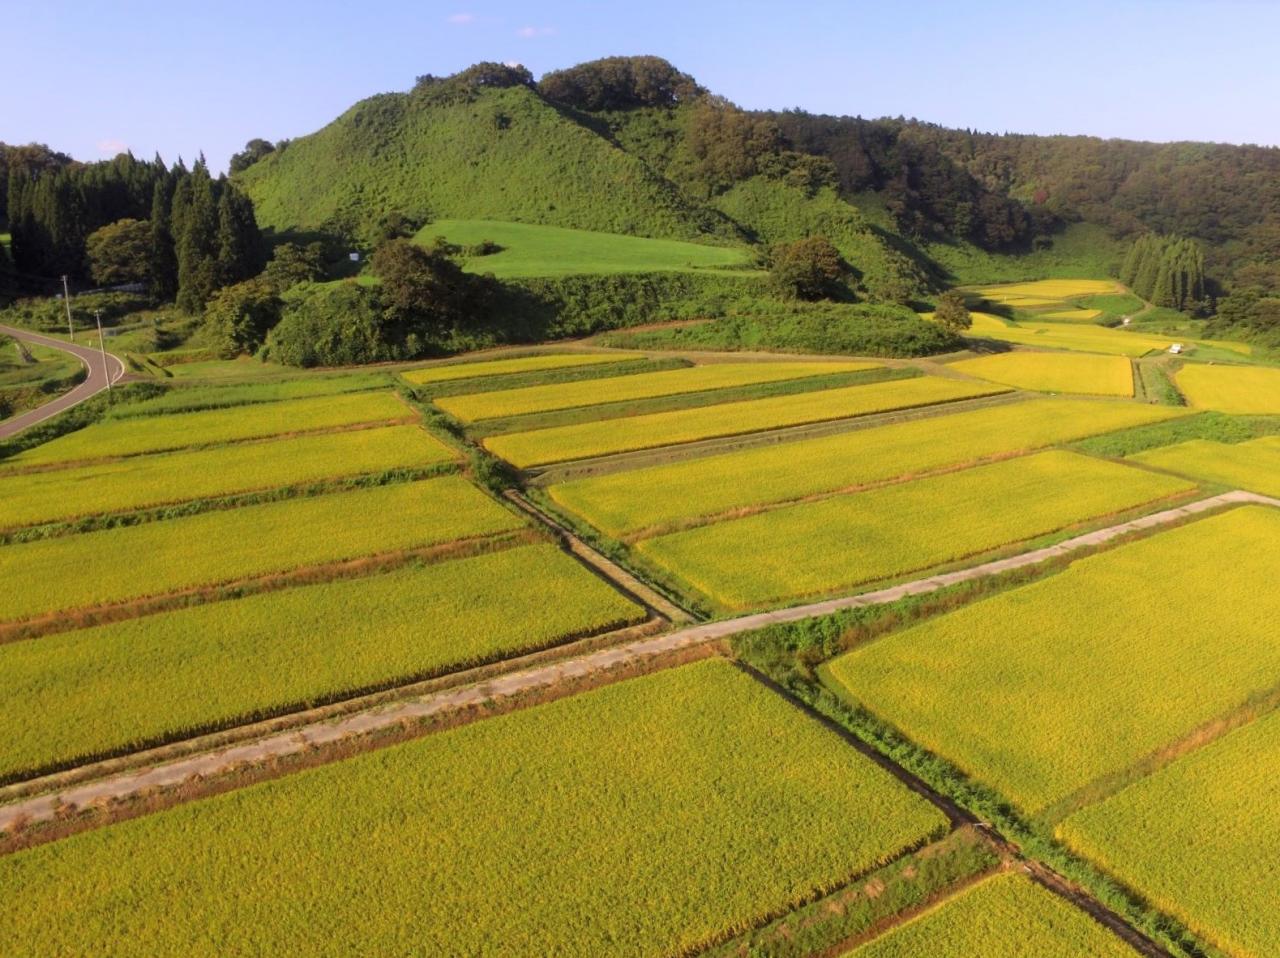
[949,352,1133,396]
[435,360,875,422]
[1038,309,1103,322]
[0,424,455,531]
[823,507,1280,815]
[0,544,644,780]
[2,391,413,468]
[970,279,1118,301]
[0,477,523,624]
[0,660,946,956]
[968,313,1171,357]
[1131,436,1280,497]
[549,399,1188,538]
[402,352,642,385]
[487,377,1005,468]
[639,451,1193,609]
[845,873,1134,957]
[1175,362,1280,414]
[112,372,392,417]
[1059,708,1280,958]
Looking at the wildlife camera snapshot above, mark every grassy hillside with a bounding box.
[239,85,737,244]
[418,219,757,278]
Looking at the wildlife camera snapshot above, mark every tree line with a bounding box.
[1120,234,1206,312]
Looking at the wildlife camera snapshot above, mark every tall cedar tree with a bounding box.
[149,178,178,300]
[175,163,220,312]
[216,186,261,286]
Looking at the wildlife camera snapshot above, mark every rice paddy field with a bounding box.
[1175,362,1280,414]
[111,372,393,417]
[1131,435,1280,497]
[487,376,1006,468]
[822,506,1280,816]
[0,424,455,531]
[0,660,945,956]
[435,360,876,422]
[0,477,523,624]
[549,398,1188,537]
[637,451,1194,609]
[0,543,644,780]
[967,312,1173,357]
[1,391,413,469]
[402,351,643,385]
[1037,308,1103,322]
[844,873,1135,957]
[1058,708,1280,958]
[969,279,1119,301]
[948,352,1133,396]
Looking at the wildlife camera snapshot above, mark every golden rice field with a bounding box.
[0,477,523,623]
[402,352,642,385]
[486,377,1005,468]
[1059,708,1280,958]
[1038,309,1103,322]
[967,313,1172,357]
[844,873,1134,958]
[2,391,413,469]
[0,424,455,531]
[970,279,1118,300]
[637,451,1194,609]
[948,352,1133,396]
[1132,436,1280,498]
[435,360,875,422]
[0,544,644,780]
[823,506,1280,816]
[111,372,393,417]
[0,660,946,956]
[1175,362,1280,414]
[549,399,1187,538]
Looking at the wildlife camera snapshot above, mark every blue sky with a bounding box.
[7,0,1278,173]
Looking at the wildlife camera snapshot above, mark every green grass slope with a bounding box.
[418,219,756,278]
[238,86,737,243]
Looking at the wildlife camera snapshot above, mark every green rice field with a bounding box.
[402,351,643,385]
[111,372,393,417]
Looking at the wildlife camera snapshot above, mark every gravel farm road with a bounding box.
[0,323,127,440]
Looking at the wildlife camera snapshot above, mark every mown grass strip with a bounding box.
[549,399,1188,538]
[110,372,393,417]
[0,424,456,532]
[1059,707,1280,958]
[1175,362,1280,414]
[948,352,1133,397]
[2,391,413,470]
[0,659,945,956]
[0,543,644,783]
[402,352,641,385]
[0,477,522,625]
[1131,435,1280,497]
[638,451,1196,610]
[843,872,1135,957]
[438,360,878,422]
[823,506,1280,816]
[488,377,1004,468]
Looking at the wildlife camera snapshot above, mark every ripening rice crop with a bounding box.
[0,424,455,531]
[435,360,876,422]
[1059,708,1280,958]
[486,377,1005,468]
[1037,309,1103,322]
[0,659,946,956]
[948,352,1133,396]
[970,279,1118,300]
[1132,436,1280,498]
[823,506,1280,816]
[111,372,392,417]
[844,873,1134,957]
[1175,362,1280,414]
[402,352,642,385]
[2,391,413,469]
[967,313,1171,357]
[0,543,644,781]
[637,451,1194,609]
[549,399,1188,538]
[0,477,523,623]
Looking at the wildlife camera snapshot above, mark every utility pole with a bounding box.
[95,310,111,393]
[61,275,74,341]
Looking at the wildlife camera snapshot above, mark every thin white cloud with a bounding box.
[516,25,555,38]
[448,12,475,24]
[96,138,129,155]
[504,60,523,69]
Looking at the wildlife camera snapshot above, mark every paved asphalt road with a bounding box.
[0,324,127,439]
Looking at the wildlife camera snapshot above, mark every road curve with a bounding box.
[0,324,127,439]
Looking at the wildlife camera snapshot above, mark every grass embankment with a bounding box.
[487,377,1005,468]
[947,352,1133,397]
[0,660,945,956]
[637,451,1195,610]
[0,544,644,781]
[549,399,1188,538]
[0,424,455,532]
[823,506,1280,816]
